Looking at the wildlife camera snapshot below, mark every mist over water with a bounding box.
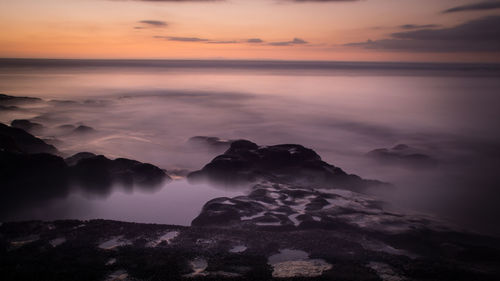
[1,61,499,233]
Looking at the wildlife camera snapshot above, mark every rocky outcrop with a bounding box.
[0,123,57,154]
[367,144,438,168]
[70,155,170,188]
[2,218,500,281]
[188,140,386,191]
[0,93,41,105]
[72,125,95,134]
[10,119,44,134]
[191,181,435,233]
[0,123,171,211]
[187,136,233,152]
[65,152,97,166]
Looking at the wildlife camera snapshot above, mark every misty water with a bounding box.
[1,61,499,233]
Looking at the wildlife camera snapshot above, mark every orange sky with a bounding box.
[0,0,499,62]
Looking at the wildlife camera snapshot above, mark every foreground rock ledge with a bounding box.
[1,219,499,281]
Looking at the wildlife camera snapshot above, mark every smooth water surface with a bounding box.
[1,61,499,232]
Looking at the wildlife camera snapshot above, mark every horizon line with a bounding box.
[1,57,500,66]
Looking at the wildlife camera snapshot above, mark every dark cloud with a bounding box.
[247,38,264,43]
[399,24,439,30]
[285,0,360,2]
[442,1,500,13]
[206,40,239,44]
[269,38,308,46]
[154,36,209,42]
[125,0,359,2]
[139,20,168,27]
[345,16,500,52]
[129,0,222,2]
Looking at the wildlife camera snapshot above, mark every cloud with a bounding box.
[399,24,439,30]
[284,0,360,2]
[128,0,222,2]
[123,0,359,2]
[269,37,308,46]
[139,20,168,27]
[206,40,239,44]
[247,38,264,43]
[345,16,500,52]
[442,1,500,13]
[154,36,209,42]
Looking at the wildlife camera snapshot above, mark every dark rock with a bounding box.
[0,123,171,212]
[10,119,44,134]
[191,197,266,227]
[2,219,500,281]
[42,137,63,147]
[188,140,386,191]
[367,144,438,168]
[188,136,233,152]
[0,93,42,105]
[65,152,97,166]
[0,105,19,111]
[0,123,57,154]
[0,151,70,213]
[71,155,170,189]
[48,99,78,105]
[73,125,95,134]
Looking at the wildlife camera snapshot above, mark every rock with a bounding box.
[0,151,70,213]
[0,124,171,212]
[71,155,170,189]
[73,125,95,134]
[53,124,95,136]
[191,180,453,236]
[188,140,386,191]
[188,136,233,152]
[0,105,20,111]
[367,144,438,168]
[2,219,500,281]
[191,197,266,227]
[10,119,44,134]
[0,123,57,154]
[65,152,97,166]
[0,93,42,105]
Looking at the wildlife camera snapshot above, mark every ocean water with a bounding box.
[1,60,499,232]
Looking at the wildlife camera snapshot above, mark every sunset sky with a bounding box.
[1,0,499,62]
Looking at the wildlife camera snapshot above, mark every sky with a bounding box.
[0,0,499,62]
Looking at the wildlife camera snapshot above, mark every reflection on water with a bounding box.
[0,62,499,233]
[3,180,244,226]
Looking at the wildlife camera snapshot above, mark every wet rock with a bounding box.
[188,139,386,191]
[191,197,266,227]
[188,136,233,152]
[0,124,171,214]
[71,155,170,188]
[1,219,500,280]
[10,119,44,134]
[0,123,57,154]
[0,151,70,213]
[191,181,446,233]
[0,105,19,111]
[0,93,41,105]
[367,144,438,168]
[65,152,97,166]
[73,125,95,134]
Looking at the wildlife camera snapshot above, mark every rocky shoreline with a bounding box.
[2,93,500,280]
